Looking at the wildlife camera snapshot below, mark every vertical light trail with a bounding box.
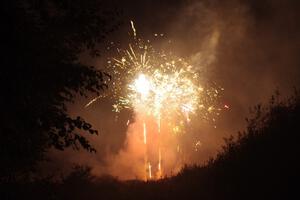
[148,162,152,179]
[157,116,162,178]
[158,147,162,177]
[143,120,148,180]
[143,122,147,144]
[157,114,161,133]
[130,20,136,38]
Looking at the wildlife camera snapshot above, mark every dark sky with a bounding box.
[43,0,300,177]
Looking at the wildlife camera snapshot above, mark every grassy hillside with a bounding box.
[2,91,299,200]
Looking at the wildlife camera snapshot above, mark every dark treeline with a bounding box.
[2,92,299,199]
[0,0,120,182]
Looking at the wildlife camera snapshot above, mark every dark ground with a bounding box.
[2,92,299,200]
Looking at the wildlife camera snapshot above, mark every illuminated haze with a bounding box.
[43,0,300,179]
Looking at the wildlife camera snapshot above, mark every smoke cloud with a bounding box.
[43,0,300,179]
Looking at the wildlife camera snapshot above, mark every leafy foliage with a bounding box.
[0,0,120,181]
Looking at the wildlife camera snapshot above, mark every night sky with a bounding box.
[43,0,300,178]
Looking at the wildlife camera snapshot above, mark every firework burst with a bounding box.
[86,21,224,180]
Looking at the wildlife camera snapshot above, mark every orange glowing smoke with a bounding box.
[85,21,224,180]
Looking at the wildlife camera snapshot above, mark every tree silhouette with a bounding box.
[0,0,120,181]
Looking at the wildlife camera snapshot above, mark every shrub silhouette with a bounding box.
[167,90,300,200]
[3,91,298,199]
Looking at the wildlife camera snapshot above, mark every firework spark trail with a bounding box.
[143,121,147,144]
[85,95,102,108]
[148,162,152,179]
[158,147,162,177]
[143,120,149,180]
[87,21,224,180]
[130,20,136,38]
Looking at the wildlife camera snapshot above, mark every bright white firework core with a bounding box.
[134,74,151,98]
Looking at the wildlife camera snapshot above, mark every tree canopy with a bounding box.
[0,0,120,181]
